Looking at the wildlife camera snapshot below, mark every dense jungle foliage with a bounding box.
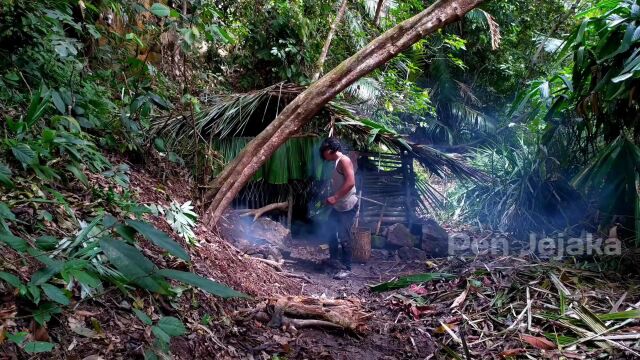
[0,0,639,356]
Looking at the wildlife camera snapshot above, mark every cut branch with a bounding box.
[373,0,385,26]
[311,0,349,81]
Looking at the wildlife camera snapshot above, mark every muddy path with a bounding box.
[229,239,439,360]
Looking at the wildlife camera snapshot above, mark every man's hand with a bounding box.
[326,196,337,206]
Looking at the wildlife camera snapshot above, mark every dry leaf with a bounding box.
[435,323,458,334]
[82,355,105,360]
[500,348,526,357]
[521,334,556,350]
[30,321,50,341]
[0,305,17,320]
[75,310,99,317]
[68,317,100,338]
[450,289,468,309]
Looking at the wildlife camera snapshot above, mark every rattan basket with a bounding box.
[351,227,371,262]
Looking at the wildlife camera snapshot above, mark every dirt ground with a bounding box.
[224,237,439,360]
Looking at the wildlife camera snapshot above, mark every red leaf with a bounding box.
[500,348,526,358]
[409,284,428,295]
[521,334,556,350]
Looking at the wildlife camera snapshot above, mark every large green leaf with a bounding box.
[0,231,27,252]
[99,237,169,294]
[150,3,170,17]
[23,341,55,353]
[41,283,70,305]
[70,270,101,288]
[157,269,248,298]
[370,273,456,292]
[0,271,22,288]
[126,220,190,261]
[0,163,12,187]
[133,308,152,325]
[25,88,50,127]
[0,202,16,221]
[11,143,36,165]
[156,316,186,336]
[151,325,171,343]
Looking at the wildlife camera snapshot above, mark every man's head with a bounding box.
[319,137,342,161]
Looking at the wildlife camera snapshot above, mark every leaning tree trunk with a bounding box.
[203,0,488,227]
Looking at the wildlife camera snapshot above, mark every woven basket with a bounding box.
[351,227,371,262]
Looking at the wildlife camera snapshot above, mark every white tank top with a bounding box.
[333,154,358,212]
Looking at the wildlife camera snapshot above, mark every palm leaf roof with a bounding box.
[151,82,488,184]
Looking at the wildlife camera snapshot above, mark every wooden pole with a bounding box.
[287,184,293,229]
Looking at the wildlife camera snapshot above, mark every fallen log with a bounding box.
[264,296,369,333]
[236,201,289,221]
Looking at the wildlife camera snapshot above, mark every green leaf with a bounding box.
[51,91,66,114]
[66,163,89,187]
[99,237,169,294]
[12,143,36,165]
[30,266,61,286]
[125,33,144,47]
[0,271,22,287]
[133,308,152,325]
[158,269,248,298]
[28,285,41,304]
[115,224,137,242]
[25,89,50,127]
[0,231,28,252]
[597,309,640,321]
[151,325,171,343]
[36,236,59,251]
[0,163,12,187]
[156,316,186,336]
[70,270,101,288]
[23,341,55,353]
[41,283,70,305]
[370,273,456,292]
[0,202,16,221]
[32,302,61,325]
[7,332,28,345]
[150,3,171,17]
[126,220,190,261]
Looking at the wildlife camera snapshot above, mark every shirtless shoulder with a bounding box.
[337,155,353,174]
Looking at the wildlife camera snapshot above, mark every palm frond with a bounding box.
[151,83,296,150]
[410,144,489,182]
[480,9,501,50]
[344,7,368,49]
[465,9,502,50]
[449,102,496,133]
[572,134,640,230]
[535,35,565,54]
[343,77,384,111]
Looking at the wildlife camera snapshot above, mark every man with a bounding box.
[319,137,358,279]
